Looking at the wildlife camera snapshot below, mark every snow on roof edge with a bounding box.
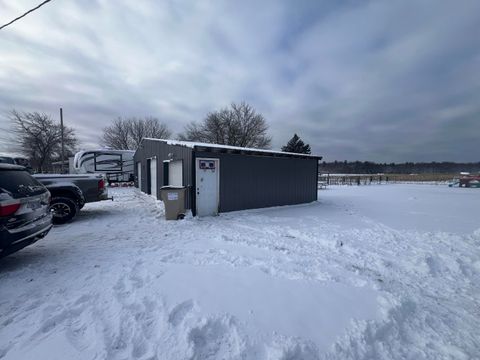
[75,149,135,155]
[141,138,322,159]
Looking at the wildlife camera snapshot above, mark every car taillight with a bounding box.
[98,179,105,190]
[0,202,21,217]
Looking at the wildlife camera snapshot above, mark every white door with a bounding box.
[168,160,183,186]
[196,158,219,216]
[137,162,142,189]
[150,157,157,198]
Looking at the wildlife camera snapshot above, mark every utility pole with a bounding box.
[60,108,65,173]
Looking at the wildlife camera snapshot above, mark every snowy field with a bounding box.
[0,185,479,360]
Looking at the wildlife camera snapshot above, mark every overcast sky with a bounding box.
[0,0,479,162]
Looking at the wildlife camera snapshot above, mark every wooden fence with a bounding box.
[318,173,454,188]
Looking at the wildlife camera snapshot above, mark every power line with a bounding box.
[0,0,53,31]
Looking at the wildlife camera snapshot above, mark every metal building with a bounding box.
[134,138,322,216]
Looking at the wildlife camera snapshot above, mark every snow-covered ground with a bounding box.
[0,185,479,360]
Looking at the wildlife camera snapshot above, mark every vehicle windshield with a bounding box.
[14,157,31,167]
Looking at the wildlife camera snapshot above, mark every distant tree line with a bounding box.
[318,161,480,174]
[8,106,477,176]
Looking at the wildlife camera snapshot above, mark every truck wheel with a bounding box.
[50,197,78,224]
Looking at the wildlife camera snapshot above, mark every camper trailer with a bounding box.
[72,150,135,183]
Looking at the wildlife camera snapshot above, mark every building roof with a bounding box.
[142,138,322,160]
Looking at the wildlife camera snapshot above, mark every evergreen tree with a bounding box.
[281,134,311,154]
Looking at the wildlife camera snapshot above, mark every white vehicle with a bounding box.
[72,150,135,182]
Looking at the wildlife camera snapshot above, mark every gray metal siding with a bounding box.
[195,151,318,212]
[134,140,194,209]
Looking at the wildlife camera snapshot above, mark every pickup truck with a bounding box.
[33,174,110,224]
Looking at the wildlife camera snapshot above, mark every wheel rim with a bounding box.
[50,202,71,218]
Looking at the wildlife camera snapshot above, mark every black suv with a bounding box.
[0,164,52,258]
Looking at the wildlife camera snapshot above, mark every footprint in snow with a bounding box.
[187,316,242,360]
[168,300,195,327]
[74,294,92,306]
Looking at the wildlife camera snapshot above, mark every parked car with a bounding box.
[0,152,33,173]
[0,164,52,258]
[33,174,111,224]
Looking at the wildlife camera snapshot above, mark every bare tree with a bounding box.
[129,117,171,149]
[178,102,271,148]
[101,117,172,150]
[101,117,130,150]
[11,110,78,172]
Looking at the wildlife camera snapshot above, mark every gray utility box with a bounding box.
[160,186,187,220]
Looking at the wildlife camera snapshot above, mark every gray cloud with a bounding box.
[0,0,479,162]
